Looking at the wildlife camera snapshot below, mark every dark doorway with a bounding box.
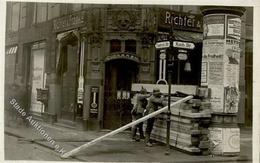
[60,43,79,121]
[103,59,138,129]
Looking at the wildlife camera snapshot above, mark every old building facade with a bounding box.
[5,3,253,130]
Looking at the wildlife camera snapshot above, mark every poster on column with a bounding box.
[201,39,225,86]
[226,15,241,40]
[209,84,224,113]
[203,15,225,39]
[223,39,241,113]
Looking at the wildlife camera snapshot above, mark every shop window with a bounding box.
[110,40,121,52]
[34,3,47,23]
[11,2,20,31]
[19,3,27,29]
[125,40,136,53]
[156,43,202,85]
[48,3,60,20]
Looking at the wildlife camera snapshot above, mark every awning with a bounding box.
[6,46,18,55]
[56,30,79,75]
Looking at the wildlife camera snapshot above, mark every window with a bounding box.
[71,4,83,12]
[110,40,121,52]
[34,3,47,23]
[11,2,20,31]
[48,3,60,20]
[19,3,27,28]
[125,40,136,53]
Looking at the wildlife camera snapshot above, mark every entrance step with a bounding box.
[54,119,77,130]
[30,112,44,122]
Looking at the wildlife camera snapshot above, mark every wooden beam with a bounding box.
[60,95,193,158]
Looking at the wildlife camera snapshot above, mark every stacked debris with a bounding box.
[132,84,212,155]
[144,95,211,155]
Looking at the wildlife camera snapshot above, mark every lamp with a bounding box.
[184,60,191,72]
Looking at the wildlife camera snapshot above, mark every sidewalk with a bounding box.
[4,120,252,162]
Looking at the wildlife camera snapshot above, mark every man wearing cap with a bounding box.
[131,87,150,141]
[145,88,167,147]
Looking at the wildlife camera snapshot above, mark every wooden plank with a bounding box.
[60,95,193,158]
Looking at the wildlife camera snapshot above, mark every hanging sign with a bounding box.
[173,41,195,49]
[90,87,99,114]
[177,53,188,60]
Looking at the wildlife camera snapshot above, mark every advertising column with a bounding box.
[200,7,245,155]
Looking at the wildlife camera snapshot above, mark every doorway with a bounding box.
[30,43,46,113]
[103,59,138,129]
[60,43,79,121]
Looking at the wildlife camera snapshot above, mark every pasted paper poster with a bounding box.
[209,85,224,113]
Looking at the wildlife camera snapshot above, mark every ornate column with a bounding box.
[200,6,245,155]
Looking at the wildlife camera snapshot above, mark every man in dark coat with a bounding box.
[145,88,167,147]
[131,87,150,141]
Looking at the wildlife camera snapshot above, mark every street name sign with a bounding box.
[173,41,195,49]
[155,41,170,49]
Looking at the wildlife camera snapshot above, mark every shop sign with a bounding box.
[53,11,87,32]
[155,41,170,49]
[90,87,99,114]
[173,41,195,49]
[158,9,203,32]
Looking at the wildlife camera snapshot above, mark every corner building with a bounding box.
[5,3,253,130]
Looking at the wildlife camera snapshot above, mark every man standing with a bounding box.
[145,88,167,147]
[131,87,150,141]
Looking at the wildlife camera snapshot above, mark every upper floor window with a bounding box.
[11,2,20,31]
[110,40,121,52]
[71,4,83,12]
[125,40,136,53]
[34,3,60,23]
[48,3,60,20]
[34,3,47,23]
[19,3,27,29]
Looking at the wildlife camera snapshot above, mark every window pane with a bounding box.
[125,40,136,53]
[19,3,26,28]
[11,3,20,31]
[110,40,121,52]
[48,3,60,20]
[71,4,82,12]
[36,3,47,23]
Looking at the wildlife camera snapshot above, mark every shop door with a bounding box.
[30,48,45,113]
[60,44,79,121]
[104,60,138,129]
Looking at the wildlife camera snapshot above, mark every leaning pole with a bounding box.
[61,95,193,158]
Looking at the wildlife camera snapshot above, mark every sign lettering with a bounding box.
[159,9,203,32]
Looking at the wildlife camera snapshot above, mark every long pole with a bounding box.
[165,67,172,155]
[61,95,193,158]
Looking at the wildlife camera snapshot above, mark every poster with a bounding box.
[209,127,223,154]
[224,86,240,113]
[208,62,224,85]
[203,15,225,39]
[209,85,224,113]
[202,39,225,60]
[209,127,240,155]
[227,15,241,40]
[201,62,208,85]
